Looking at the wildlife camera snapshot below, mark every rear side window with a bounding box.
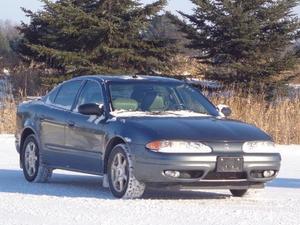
[54,81,82,110]
[45,86,60,105]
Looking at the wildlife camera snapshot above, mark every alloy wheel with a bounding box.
[24,141,38,177]
[111,153,128,192]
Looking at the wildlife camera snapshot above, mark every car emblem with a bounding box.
[224,143,230,150]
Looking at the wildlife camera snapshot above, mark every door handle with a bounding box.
[67,121,75,127]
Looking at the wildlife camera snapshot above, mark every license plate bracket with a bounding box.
[216,157,243,172]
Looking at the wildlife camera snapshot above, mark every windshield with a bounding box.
[109,82,219,116]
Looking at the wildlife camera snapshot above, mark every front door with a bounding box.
[65,80,105,174]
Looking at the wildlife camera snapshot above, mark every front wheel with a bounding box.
[21,134,52,183]
[230,189,248,197]
[107,144,145,199]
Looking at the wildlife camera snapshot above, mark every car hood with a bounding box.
[120,116,271,143]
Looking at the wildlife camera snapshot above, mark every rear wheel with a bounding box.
[230,189,248,197]
[107,144,145,199]
[21,135,52,183]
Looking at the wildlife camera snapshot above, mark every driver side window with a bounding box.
[75,81,103,111]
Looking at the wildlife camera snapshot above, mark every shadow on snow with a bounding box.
[268,178,300,189]
[0,169,231,200]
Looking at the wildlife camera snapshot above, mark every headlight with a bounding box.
[146,140,212,153]
[242,141,278,153]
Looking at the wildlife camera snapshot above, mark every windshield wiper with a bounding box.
[147,111,169,115]
[147,110,210,116]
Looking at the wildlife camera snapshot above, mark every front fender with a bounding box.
[104,118,158,146]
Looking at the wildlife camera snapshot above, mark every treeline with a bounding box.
[0,20,20,67]
[1,0,300,96]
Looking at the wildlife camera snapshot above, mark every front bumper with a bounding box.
[131,144,281,189]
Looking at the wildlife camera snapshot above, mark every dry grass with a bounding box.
[210,88,300,144]
[0,101,16,134]
[0,89,299,144]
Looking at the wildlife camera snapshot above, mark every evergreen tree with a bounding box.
[0,21,20,68]
[169,0,300,84]
[0,32,10,56]
[17,0,177,76]
[143,14,192,55]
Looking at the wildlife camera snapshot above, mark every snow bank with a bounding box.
[185,78,223,89]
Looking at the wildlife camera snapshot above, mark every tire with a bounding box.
[107,144,145,199]
[230,189,248,197]
[21,134,52,183]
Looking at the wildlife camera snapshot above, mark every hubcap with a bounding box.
[24,141,38,177]
[111,153,128,192]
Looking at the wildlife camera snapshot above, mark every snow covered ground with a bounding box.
[0,134,299,225]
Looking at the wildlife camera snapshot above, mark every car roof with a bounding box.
[71,75,183,84]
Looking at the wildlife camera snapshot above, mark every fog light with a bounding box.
[263,170,275,178]
[164,170,180,178]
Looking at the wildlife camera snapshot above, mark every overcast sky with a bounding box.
[0,0,299,24]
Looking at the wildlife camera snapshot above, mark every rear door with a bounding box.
[41,80,83,168]
[64,80,105,174]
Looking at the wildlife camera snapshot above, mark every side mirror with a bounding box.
[217,104,232,117]
[78,103,104,116]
